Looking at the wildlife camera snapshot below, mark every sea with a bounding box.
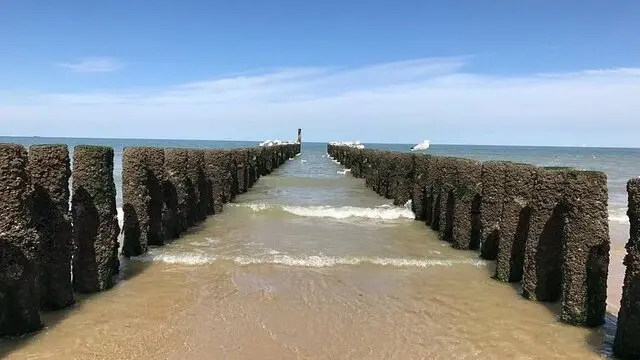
[1,136,636,359]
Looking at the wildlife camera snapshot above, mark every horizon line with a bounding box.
[0,134,637,150]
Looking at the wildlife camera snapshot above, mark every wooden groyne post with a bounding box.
[0,144,42,335]
[29,144,74,310]
[72,145,120,293]
[1,142,299,337]
[613,178,640,358]
[328,144,611,328]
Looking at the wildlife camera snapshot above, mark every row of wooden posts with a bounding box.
[327,144,640,359]
[0,142,300,337]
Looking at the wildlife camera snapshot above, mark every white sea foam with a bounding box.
[204,236,220,244]
[328,140,365,149]
[191,237,220,247]
[337,169,351,175]
[117,207,124,227]
[132,252,215,265]
[189,200,630,225]
[244,203,273,211]
[133,253,487,268]
[609,207,629,224]
[283,205,414,220]
[236,203,414,220]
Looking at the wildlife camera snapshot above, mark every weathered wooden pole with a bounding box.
[0,144,42,335]
[72,145,120,293]
[29,144,74,309]
[494,163,536,283]
[614,178,640,357]
[560,170,609,326]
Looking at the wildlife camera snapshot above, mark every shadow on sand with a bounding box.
[480,259,618,359]
[0,256,152,359]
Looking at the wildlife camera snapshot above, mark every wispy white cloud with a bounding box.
[56,57,124,73]
[537,67,640,79]
[4,56,640,146]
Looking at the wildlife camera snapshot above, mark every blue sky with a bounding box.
[1,1,639,146]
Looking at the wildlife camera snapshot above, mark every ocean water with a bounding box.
[370,142,638,227]
[4,137,634,226]
[0,136,632,359]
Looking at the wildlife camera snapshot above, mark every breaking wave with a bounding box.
[132,252,214,265]
[232,255,487,268]
[132,253,488,268]
[117,207,124,227]
[609,207,629,224]
[123,203,626,224]
[234,203,414,220]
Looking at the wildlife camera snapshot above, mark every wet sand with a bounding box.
[0,223,614,360]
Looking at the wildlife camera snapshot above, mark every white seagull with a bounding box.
[410,140,431,151]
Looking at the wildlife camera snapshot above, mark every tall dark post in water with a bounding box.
[0,144,42,336]
[122,147,151,257]
[436,157,457,240]
[122,147,165,255]
[146,148,166,245]
[522,167,569,302]
[494,163,536,283]
[614,178,640,357]
[411,155,431,221]
[71,145,120,293]
[451,158,483,250]
[203,150,227,214]
[560,170,609,326]
[164,148,190,236]
[479,161,509,260]
[297,128,302,143]
[29,144,74,310]
[186,149,208,224]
